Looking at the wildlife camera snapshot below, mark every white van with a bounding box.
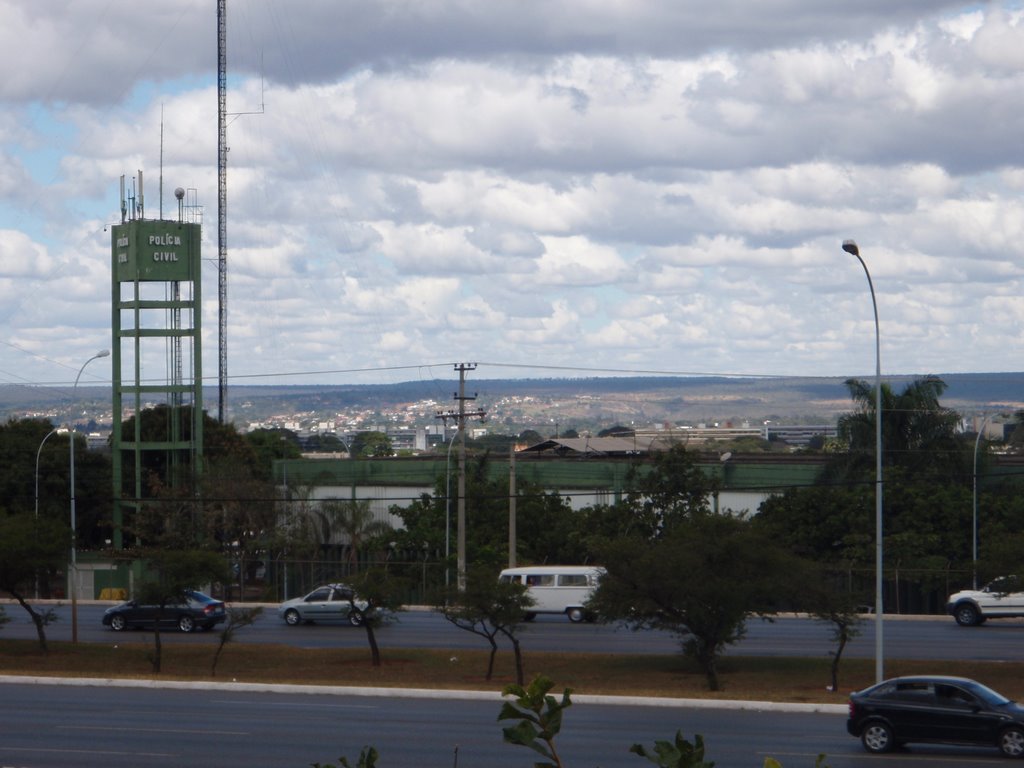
[499,565,605,622]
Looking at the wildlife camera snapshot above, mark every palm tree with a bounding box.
[316,499,393,573]
[835,376,967,480]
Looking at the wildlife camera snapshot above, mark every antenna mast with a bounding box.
[217,0,228,423]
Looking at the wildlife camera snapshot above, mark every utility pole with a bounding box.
[436,363,485,590]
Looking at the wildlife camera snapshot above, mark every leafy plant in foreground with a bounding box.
[499,674,573,768]
[630,731,715,767]
[311,746,378,768]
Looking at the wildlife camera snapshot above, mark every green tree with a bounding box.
[437,568,534,683]
[340,567,405,667]
[128,547,231,673]
[210,606,263,677]
[620,443,718,536]
[836,376,966,479]
[590,513,799,691]
[0,513,67,652]
[242,428,301,481]
[316,499,394,573]
[349,431,393,458]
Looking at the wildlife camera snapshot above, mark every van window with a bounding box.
[526,574,555,587]
[558,574,589,587]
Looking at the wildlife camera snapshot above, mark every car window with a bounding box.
[892,681,934,702]
[986,576,1020,594]
[306,587,331,601]
[935,684,977,707]
[558,574,589,587]
[331,588,353,601]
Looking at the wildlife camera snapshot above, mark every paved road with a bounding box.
[1,678,1013,768]
[5,602,1024,662]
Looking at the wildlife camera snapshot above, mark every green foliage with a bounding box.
[311,746,379,768]
[350,431,393,458]
[592,514,800,690]
[763,757,830,768]
[437,567,534,682]
[389,454,583,574]
[835,377,968,481]
[621,443,718,535]
[630,731,715,767]
[340,567,407,667]
[315,499,393,572]
[242,427,302,480]
[211,606,263,677]
[498,675,573,768]
[0,513,69,652]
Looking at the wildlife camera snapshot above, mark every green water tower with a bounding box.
[110,177,203,549]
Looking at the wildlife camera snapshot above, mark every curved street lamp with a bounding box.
[34,427,63,599]
[69,349,110,643]
[842,239,884,684]
[972,414,999,590]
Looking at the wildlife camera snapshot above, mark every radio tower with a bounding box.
[217,0,228,423]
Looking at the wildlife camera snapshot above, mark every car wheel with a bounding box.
[1000,727,1024,757]
[348,610,365,627]
[861,721,894,753]
[284,608,302,626]
[109,615,127,631]
[177,615,196,633]
[567,607,585,623]
[954,603,981,627]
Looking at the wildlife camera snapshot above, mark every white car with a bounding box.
[947,576,1024,626]
[278,583,368,626]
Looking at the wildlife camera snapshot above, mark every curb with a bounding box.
[0,675,847,714]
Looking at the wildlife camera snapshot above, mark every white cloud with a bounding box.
[3,0,1024,394]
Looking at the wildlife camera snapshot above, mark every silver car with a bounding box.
[278,583,367,626]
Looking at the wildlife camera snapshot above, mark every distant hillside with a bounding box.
[3,372,1023,427]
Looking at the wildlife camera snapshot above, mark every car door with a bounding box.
[984,576,1024,616]
[301,587,333,620]
[329,586,355,620]
[930,683,1006,745]
[880,683,943,742]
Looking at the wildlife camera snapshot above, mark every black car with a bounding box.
[102,590,227,633]
[847,675,1024,757]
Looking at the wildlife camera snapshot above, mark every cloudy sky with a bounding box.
[3,1,1024,406]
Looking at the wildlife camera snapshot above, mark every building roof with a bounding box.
[518,436,651,456]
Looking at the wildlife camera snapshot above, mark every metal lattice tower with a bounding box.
[217,0,228,423]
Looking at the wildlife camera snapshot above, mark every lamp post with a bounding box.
[973,414,995,590]
[69,349,110,643]
[842,239,884,684]
[34,427,62,599]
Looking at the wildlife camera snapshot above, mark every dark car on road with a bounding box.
[102,590,227,633]
[847,675,1024,757]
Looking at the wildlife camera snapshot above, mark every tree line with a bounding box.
[3,376,1024,691]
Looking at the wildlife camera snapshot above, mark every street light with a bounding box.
[842,239,884,684]
[70,349,110,643]
[973,414,997,590]
[34,427,62,599]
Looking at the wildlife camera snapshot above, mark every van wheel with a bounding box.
[567,607,585,623]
